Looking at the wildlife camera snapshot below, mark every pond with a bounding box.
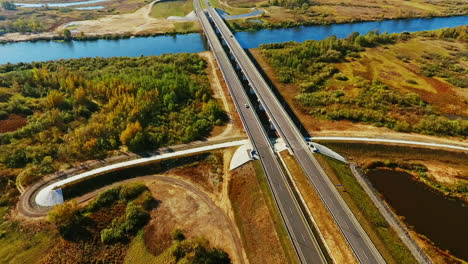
[0,15,466,64]
[367,169,468,261]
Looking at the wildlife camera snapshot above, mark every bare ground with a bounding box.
[142,178,240,261]
[0,114,27,133]
[279,151,358,264]
[54,0,176,36]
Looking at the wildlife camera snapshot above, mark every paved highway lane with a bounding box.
[205,5,386,264]
[194,2,327,263]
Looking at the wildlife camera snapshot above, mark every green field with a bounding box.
[151,0,194,18]
[0,207,54,264]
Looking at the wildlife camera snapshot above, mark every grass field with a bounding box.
[151,0,193,18]
[229,161,297,264]
[124,231,173,264]
[0,207,54,264]
[224,0,467,28]
[279,151,357,263]
[314,155,417,264]
[251,161,299,264]
[253,29,467,138]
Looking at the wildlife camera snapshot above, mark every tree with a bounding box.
[48,200,83,240]
[1,1,16,10]
[63,29,72,40]
[120,121,142,146]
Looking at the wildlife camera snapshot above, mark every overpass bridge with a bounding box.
[198,2,386,264]
[194,1,328,263]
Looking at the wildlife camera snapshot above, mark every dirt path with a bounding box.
[17,174,246,264]
[55,0,175,36]
[199,51,245,141]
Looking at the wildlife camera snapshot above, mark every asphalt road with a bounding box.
[194,2,327,263]
[205,6,386,264]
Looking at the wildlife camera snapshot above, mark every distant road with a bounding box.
[205,5,385,263]
[312,137,468,151]
[194,2,327,263]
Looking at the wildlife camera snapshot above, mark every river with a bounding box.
[0,15,466,65]
[367,169,468,261]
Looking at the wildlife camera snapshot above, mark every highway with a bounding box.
[193,2,327,263]
[204,5,386,264]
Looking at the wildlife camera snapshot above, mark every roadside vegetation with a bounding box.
[229,161,296,264]
[0,54,225,207]
[259,26,467,137]
[314,154,417,264]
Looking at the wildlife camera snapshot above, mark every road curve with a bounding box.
[17,140,247,217]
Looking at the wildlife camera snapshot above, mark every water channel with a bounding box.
[0,15,466,64]
[367,169,468,261]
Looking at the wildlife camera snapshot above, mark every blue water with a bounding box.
[15,0,107,7]
[0,15,466,65]
[236,15,468,48]
[0,34,208,64]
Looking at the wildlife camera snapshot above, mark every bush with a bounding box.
[172,229,186,241]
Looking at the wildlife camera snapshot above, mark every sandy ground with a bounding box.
[143,178,242,262]
[55,0,176,36]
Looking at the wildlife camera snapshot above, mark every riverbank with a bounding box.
[0,30,198,44]
[227,13,468,32]
[0,11,466,43]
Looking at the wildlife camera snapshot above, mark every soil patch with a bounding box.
[0,114,27,133]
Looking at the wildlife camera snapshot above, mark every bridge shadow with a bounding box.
[244,49,311,138]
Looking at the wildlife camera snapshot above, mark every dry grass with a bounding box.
[227,0,466,25]
[0,215,54,264]
[279,151,358,264]
[332,37,468,116]
[250,36,468,141]
[228,161,296,264]
[151,0,193,18]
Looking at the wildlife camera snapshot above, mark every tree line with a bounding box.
[0,54,227,188]
[260,29,467,137]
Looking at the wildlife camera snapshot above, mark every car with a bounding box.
[244,104,250,108]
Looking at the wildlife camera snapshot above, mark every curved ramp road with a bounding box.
[194,2,327,263]
[35,140,248,207]
[312,137,468,151]
[204,5,385,263]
